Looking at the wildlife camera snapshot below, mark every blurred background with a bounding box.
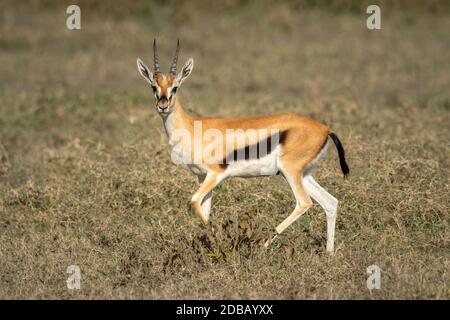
[0,0,448,299]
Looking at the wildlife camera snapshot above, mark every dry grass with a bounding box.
[0,2,449,299]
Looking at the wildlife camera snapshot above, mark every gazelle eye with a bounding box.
[172,87,178,94]
[151,85,157,93]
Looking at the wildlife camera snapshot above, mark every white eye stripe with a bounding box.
[166,86,178,98]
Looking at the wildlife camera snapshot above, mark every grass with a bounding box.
[0,1,448,299]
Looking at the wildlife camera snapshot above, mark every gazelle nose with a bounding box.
[158,97,168,106]
[157,97,169,111]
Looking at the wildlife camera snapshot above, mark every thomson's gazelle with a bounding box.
[137,40,349,252]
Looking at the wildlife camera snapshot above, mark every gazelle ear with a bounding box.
[137,58,154,85]
[176,58,194,85]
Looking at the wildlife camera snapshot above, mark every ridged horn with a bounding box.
[153,38,161,75]
[169,39,180,75]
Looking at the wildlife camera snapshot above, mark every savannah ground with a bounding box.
[0,1,448,299]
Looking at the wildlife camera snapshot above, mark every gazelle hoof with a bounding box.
[263,231,278,248]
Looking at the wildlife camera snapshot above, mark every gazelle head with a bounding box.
[137,39,194,114]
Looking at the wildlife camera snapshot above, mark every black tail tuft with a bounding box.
[329,132,349,178]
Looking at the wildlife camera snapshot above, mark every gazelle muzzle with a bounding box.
[156,96,171,113]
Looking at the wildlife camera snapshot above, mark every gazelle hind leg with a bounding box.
[264,169,312,247]
[303,175,338,252]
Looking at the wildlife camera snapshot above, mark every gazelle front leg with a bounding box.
[197,175,212,220]
[191,171,222,225]
[264,169,312,247]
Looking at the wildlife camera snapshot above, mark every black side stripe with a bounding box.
[219,130,289,169]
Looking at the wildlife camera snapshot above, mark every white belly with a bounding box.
[224,145,280,178]
[169,138,280,178]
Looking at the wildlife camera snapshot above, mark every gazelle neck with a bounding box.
[160,96,194,140]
